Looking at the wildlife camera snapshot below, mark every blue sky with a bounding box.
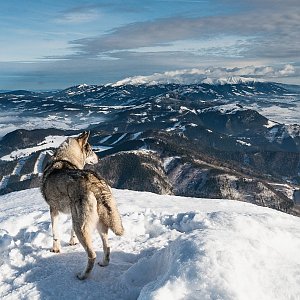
[0,0,299,90]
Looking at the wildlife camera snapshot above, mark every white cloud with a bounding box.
[112,64,296,86]
[55,8,100,24]
[278,64,295,76]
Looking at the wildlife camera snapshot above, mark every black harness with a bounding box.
[43,159,78,178]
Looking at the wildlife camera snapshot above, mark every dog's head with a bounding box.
[76,131,99,165]
[54,131,98,169]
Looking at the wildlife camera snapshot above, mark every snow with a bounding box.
[33,151,48,175]
[131,132,143,140]
[111,133,127,145]
[249,103,300,125]
[163,156,180,172]
[111,69,262,86]
[0,136,68,161]
[286,124,300,139]
[165,122,186,132]
[265,127,289,144]
[269,183,295,200]
[11,159,27,176]
[0,188,300,300]
[236,139,251,146]
[203,103,244,115]
[20,174,32,182]
[99,135,112,143]
[64,108,80,111]
[203,76,259,85]
[0,110,107,139]
[92,145,112,152]
[0,176,10,190]
[264,120,278,129]
[179,106,197,114]
[0,124,19,140]
[78,84,89,89]
[266,127,279,143]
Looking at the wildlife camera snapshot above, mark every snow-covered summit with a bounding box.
[111,69,262,87]
[111,64,294,87]
[0,188,299,299]
[113,75,259,87]
[77,84,89,89]
[202,76,260,85]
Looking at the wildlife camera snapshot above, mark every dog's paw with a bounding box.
[76,273,88,280]
[69,236,79,246]
[68,241,78,246]
[98,248,110,267]
[50,248,61,253]
[98,261,109,267]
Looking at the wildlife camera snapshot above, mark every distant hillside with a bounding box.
[0,81,299,216]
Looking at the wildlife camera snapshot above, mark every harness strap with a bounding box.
[43,159,78,177]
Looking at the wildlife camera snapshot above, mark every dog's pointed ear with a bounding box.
[77,131,90,147]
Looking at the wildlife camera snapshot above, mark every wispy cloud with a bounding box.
[55,7,100,24]
[65,0,299,62]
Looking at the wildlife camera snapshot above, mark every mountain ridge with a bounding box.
[0,81,299,216]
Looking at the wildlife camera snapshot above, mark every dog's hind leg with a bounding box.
[50,207,61,253]
[69,227,79,246]
[97,222,110,267]
[74,225,96,280]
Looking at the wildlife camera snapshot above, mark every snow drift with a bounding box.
[0,188,300,299]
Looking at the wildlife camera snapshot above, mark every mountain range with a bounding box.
[0,80,299,216]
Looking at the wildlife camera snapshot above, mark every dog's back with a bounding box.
[42,161,124,236]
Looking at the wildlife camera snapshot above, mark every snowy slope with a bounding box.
[1,135,67,161]
[1,188,300,300]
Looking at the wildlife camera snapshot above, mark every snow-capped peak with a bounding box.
[202,76,260,85]
[77,84,89,89]
[111,69,263,87]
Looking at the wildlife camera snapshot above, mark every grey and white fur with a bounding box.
[41,131,124,280]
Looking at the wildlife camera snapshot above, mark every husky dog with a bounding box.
[42,131,124,280]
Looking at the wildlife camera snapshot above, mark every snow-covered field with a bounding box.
[1,188,300,300]
[247,101,300,125]
[1,136,67,161]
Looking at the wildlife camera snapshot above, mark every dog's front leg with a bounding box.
[50,207,61,253]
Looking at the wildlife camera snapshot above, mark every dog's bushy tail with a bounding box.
[100,186,124,236]
[90,174,124,236]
